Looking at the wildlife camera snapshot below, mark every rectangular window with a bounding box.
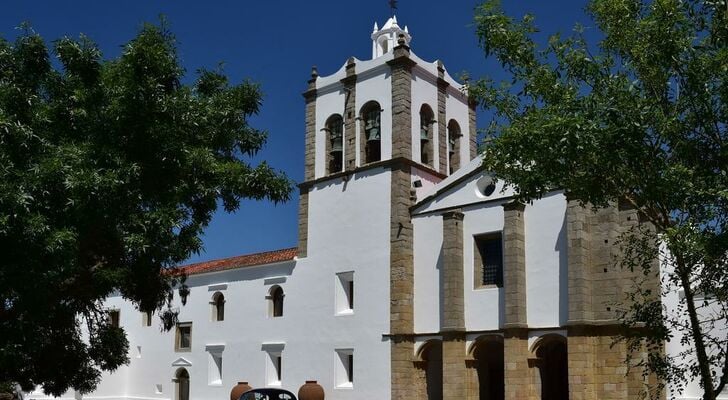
[335,272,354,315]
[262,343,284,387]
[206,345,224,386]
[474,233,503,288]
[335,349,354,388]
[108,310,120,328]
[276,356,282,382]
[176,323,192,351]
[348,280,354,310]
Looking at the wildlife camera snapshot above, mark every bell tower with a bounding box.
[296,17,477,400]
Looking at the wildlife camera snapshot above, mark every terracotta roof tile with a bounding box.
[177,247,298,276]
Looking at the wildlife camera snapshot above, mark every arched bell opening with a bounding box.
[359,101,382,164]
[325,114,344,174]
[419,104,435,167]
[447,119,461,174]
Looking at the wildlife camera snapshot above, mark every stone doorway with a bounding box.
[174,367,190,400]
[534,336,568,400]
[472,337,504,400]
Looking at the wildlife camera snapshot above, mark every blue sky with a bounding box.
[1,0,593,264]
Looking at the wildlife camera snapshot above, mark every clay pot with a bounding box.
[230,381,253,400]
[298,380,324,400]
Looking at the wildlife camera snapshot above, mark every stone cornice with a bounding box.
[298,157,446,190]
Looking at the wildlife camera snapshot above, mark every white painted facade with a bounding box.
[26,16,722,400]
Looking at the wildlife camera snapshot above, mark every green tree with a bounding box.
[0,23,292,396]
[471,0,727,398]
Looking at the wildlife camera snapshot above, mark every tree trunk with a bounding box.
[676,255,716,400]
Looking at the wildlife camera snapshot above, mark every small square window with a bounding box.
[474,233,503,288]
[176,323,192,352]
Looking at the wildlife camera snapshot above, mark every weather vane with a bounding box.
[389,0,398,16]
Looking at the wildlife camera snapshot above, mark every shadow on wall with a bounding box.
[556,211,568,326]
[436,243,444,328]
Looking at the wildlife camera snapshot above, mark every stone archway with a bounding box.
[416,340,443,400]
[471,337,504,400]
[532,335,568,400]
[174,367,190,400]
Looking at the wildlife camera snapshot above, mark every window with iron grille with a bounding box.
[474,233,503,288]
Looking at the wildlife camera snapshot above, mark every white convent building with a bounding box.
[29,16,720,400]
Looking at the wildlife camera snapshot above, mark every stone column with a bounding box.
[341,58,357,170]
[443,332,467,400]
[303,69,317,181]
[297,187,309,258]
[567,327,597,400]
[388,36,418,400]
[441,210,467,400]
[442,210,465,331]
[503,329,532,400]
[388,34,416,160]
[566,197,593,323]
[503,201,527,328]
[437,62,448,175]
[298,69,317,258]
[390,162,416,400]
[468,97,477,160]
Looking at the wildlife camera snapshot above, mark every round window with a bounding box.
[475,176,497,198]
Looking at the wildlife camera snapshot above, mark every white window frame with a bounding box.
[262,343,285,387]
[206,344,225,386]
[335,271,355,316]
[334,348,354,389]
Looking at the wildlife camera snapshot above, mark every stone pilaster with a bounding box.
[388,35,416,159]
[437,62,448,175]
[389,161,416,400]
[442,332,467,400]
[391,337,416,400]
[297,187,309,258]
[390,163,415,334]
[303,69,317,182]
[566,197,593,323]
[468,97,477,160]
[388,36,417,400]
[299,69,317,258]
[567,328,597,400]
[503,329,533,400]
[341,58,357,170]
[442,210,465,331]
[503,201,527,328]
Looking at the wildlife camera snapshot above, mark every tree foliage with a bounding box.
[472,0,727,398]
[0,22,292,395]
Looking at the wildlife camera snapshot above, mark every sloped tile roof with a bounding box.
[177,247,297,276]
